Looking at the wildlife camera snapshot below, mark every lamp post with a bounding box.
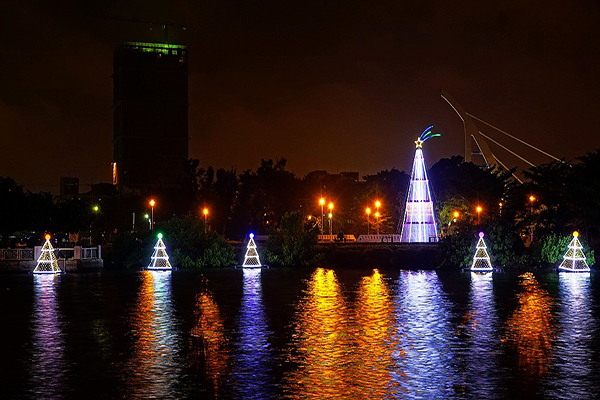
[149,199,156,230]
[375,200,381,235]
[203,207,209,234]
[319,198,325,239]
[529,195,536,243]
[366,207,371,235]
[328,202,334,236]
[476,205,482,225]
[145,214,151,230]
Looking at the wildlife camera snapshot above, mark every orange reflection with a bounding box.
[503,272,554,375]
[190,289,229,398]
[353,269,403,396]
[285,268,351,399]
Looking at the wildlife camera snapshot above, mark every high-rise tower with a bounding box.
[112,41,188,192]
[400,126,440,243]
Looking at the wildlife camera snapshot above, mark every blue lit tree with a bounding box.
[400,126,440,242]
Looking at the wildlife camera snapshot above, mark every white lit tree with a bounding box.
[558,231,590,272]
[400,126,440,242]
[148,233,173,270]
[470,232,493,272]
[33,234,62,274]
[242,233,262,268]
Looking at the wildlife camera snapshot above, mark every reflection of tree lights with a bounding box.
[503,273,554,375]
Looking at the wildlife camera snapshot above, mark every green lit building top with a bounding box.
[113,41,189,192]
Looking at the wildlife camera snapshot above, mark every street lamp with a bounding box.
[328,203,334,236]
[375,200,381,235]
[149,199,156,230]
[366,207,371,234]
[145,214,151,230]
[203,207,209,234]
[529,195,536,243]
[476,205,482,225]
[319,198,325,239]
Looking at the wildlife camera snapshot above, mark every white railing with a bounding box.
[0,248,35,260]
[318,234,357,242]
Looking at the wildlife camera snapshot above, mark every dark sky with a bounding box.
[2,0,600,193]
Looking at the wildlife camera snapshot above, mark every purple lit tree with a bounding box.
[400,126,440,242]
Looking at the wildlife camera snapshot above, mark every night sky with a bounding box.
[2,0,600,193]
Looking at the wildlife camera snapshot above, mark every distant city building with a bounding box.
[112,41,189,192]
[60,177,79,198]
[305,170,359,184]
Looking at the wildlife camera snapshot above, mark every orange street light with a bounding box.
[328,212,333,236]
[375,211,380,235]
[149,199,156,230]
[319,198,326,238]
[453,210,459,220]
[203,207,209,234]
[366,207,371,234]
[476,205,482,224]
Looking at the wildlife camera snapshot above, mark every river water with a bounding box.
[1,268,599,399]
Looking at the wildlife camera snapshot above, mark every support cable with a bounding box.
[492,155,523,184]
[478,131,536,167]
[466,113,563,162]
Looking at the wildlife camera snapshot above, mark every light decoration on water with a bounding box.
[401,126,440,242]
[147,233,173,270]
[558,231,590,273]
[470,232,493,272]
[242,233,262,268]
[33,234,62,275]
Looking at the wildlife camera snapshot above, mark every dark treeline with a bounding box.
[2,149,599,269]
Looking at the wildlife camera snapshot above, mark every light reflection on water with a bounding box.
[231,268,275,399]
[353,269,403,397]
[189,281,230,398]
[545,272,596,399]
[29,274,68,399]
[395,270,459,398]
[123,270,182,399]
[6,268,600,399]
[463,272,500,398]
[285,268,352,399]
[503,272,554,376]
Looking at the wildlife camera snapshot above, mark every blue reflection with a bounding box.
[395,271,458,398]
[464,272,500,396]
[29,274,68,399]
[546,272,595,398]
[232,269,274,399]
[124,271,181,399]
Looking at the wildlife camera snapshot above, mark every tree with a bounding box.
[265,211,320,267]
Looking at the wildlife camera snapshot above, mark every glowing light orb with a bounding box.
[44,234,51,240]
[479,232,485,238]
[573,231,579,237]
[158,233,163,239]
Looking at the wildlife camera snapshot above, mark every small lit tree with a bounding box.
[558,231,590,272]
[148,233,173,270]
[33,234,62,274]
[242,233,262,268]
[470,232,493,272]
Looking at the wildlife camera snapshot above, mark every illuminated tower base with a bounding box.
[148,233,173,270]
[400,126,440,243]
[470,232,493,272]
[558,231,590,273]
[33,235,62,275]
[242,233,262,269]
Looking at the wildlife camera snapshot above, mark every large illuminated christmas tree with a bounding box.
[148,233,173,270]
[242,233,262,268]
[400,126,440,242]
[558,231,590,272]
[470,232,493,272]
[33,234,62,274]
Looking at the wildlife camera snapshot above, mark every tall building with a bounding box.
[112,41,188,192]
